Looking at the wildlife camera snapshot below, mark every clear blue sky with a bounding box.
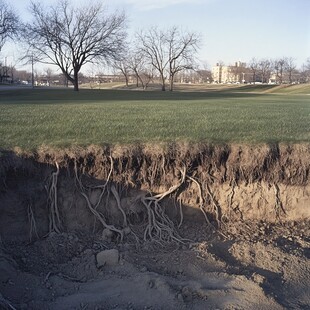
[2,0,310,71]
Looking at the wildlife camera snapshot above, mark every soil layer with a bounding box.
[0,143,309,309]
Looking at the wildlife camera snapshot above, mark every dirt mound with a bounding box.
[0,143,309,309]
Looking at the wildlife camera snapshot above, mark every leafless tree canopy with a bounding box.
[24,0,127,90]
[0,0,19,51]
[113,48,155,90]
[249,58,259,83]
[302,58,310,83]
[258,59,271,84]
[137,26,200,91]
[285,57,296,84]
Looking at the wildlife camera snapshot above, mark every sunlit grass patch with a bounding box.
[0,88,309,150]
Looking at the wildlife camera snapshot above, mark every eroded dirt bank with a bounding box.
[0,143,309,309]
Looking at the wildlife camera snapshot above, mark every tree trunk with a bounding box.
[161,74,166,91]
[138,75,145,90]
[169,74,174,91]
[136,75,139,87]
[73,81,78,91]
[73,70,79,91]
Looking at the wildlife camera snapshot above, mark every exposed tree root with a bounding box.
[42,150,289,244]
[0,293,16,310]
[80,192,124,241]
[205,183,221,228]
[139,167,187,244]
[177,198,183,229]
[187,176,211,225]
[274,184,286,219]
[27,203,39,242]
[111,184,128,227]
[227,181,236,221]
[73,158,228,243]
[45,162,61,233]
[75,157,126,241]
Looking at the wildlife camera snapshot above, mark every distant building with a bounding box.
[212,61,251,84]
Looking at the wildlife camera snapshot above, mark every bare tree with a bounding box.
[258,59,271,83]
[195,62,212,83]
[249,58,259,83]
[274,58,287,84]
[166,27,200,91]
[44,67,53,86]
[137,65,154,90]
[137,27,168,91]
[300,58,310,83]
[24,0,127,91]
[195,69,212,83]
[129,52,143,87]
[0,60,14,82]
[113,58,131,87]
[285,57,296,84]
[229,61,247,83]
[137,26,200,91]
[0,0,19,51]
[114,48,153,89]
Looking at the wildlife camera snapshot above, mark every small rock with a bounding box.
[140,266,148,272]
[102,229,113,242]
[96,249,119,267]
[189,243,197,249]
[45,282,52,289]
[252,273,265,285]
[177,293,183,301]
[123,226,131,235]
[182,286,192,301]
[83,249,93,256]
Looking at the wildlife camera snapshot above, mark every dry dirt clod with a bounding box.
[96,249,119,267]
[123,226,131,235]
[252,272,265,285]
[101,228,114,242]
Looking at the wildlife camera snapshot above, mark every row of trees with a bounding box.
[222,57,310,85]
[0,0,127,91]
[114,27,200,91]
[248,57,310,84]
[0,0,199,91]
[1,0,310,91]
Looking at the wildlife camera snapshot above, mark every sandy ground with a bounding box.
[1,220,309,310]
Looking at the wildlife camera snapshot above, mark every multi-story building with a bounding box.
[212,61,250,83]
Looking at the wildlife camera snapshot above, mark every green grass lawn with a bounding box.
[0,87,309,150]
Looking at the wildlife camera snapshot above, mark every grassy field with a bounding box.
[0,86,309,150]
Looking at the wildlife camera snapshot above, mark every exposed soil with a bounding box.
[0,143,309,309]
